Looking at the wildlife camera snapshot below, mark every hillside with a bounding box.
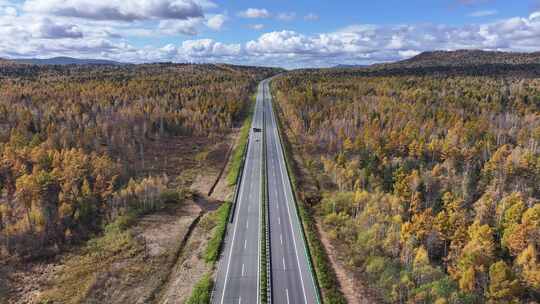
[317,50,540,78]
[373,49,540,70]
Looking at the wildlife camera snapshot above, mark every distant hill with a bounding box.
[310,50,540,77]
[333,64,369,68]
[380,50,540,68]
[10,56,123,66]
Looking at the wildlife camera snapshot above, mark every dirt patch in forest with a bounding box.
[154,212,215,304]
[190,131,238,203]
[316,222,381,304]
[3,201,201,304]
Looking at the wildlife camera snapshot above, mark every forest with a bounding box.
[273,67,540,303]
[0,62,278,260]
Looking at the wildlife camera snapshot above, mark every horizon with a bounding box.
[1,1,540,68]
[6,48,540,70]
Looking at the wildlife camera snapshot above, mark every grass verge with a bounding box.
[186,201,232,304]
[226,95,256,186]
[270,83,347,304]
[186,273,213,304]
[203,202,232,264]
[187,93,256,304]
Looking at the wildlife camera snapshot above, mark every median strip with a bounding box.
[260,95,272,304]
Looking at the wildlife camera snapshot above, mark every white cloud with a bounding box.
[181,39,241,58]
[238,8,270,19]
[206,14,227,30]
[242,11,540,67]
[469,9,498,17]
[159,18,203,36]
[398,50,421,58]
[32,18,83,39]
[1,3,540,68]
[23,0,206,21]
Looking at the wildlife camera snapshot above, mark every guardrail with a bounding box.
[260,93,273,304]
[267,80,323,304]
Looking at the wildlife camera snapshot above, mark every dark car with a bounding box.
[253,127,262,132]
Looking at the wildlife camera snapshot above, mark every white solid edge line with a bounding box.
[220,83,261,304]
[269,82,309,304]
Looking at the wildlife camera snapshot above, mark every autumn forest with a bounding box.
[1,52,540,304]
[273,66,540,303]
[0,63,277,260]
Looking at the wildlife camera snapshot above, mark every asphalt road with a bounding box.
[213,78,318,304]
[212,81,265,304]
[263,79,319,304]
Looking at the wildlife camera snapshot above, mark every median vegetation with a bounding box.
[186,201,232,304]
[270,83,347,304]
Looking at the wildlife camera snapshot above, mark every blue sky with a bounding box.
[1,0,540,67]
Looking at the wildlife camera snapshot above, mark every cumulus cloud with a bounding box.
[243,11,540,67]
[2,2,540,68]
[159,18,203,35]
[23,0,205,21]
[238,8,270,19]
[206,14,227,30]
[181,39,241,58]
[33,18,83,39]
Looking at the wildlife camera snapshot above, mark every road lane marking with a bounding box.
[246,220,249,229]
[278,217,280,225]
[242,263,245,276]
[286,289,290,304]
[280,234,283,245]
[239,297,242,304]
[283,257,286,270]
[244,239,247,249]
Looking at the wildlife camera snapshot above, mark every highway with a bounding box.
[213,78,319,304]
[262,79,319,304]
[212,80,264,304]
